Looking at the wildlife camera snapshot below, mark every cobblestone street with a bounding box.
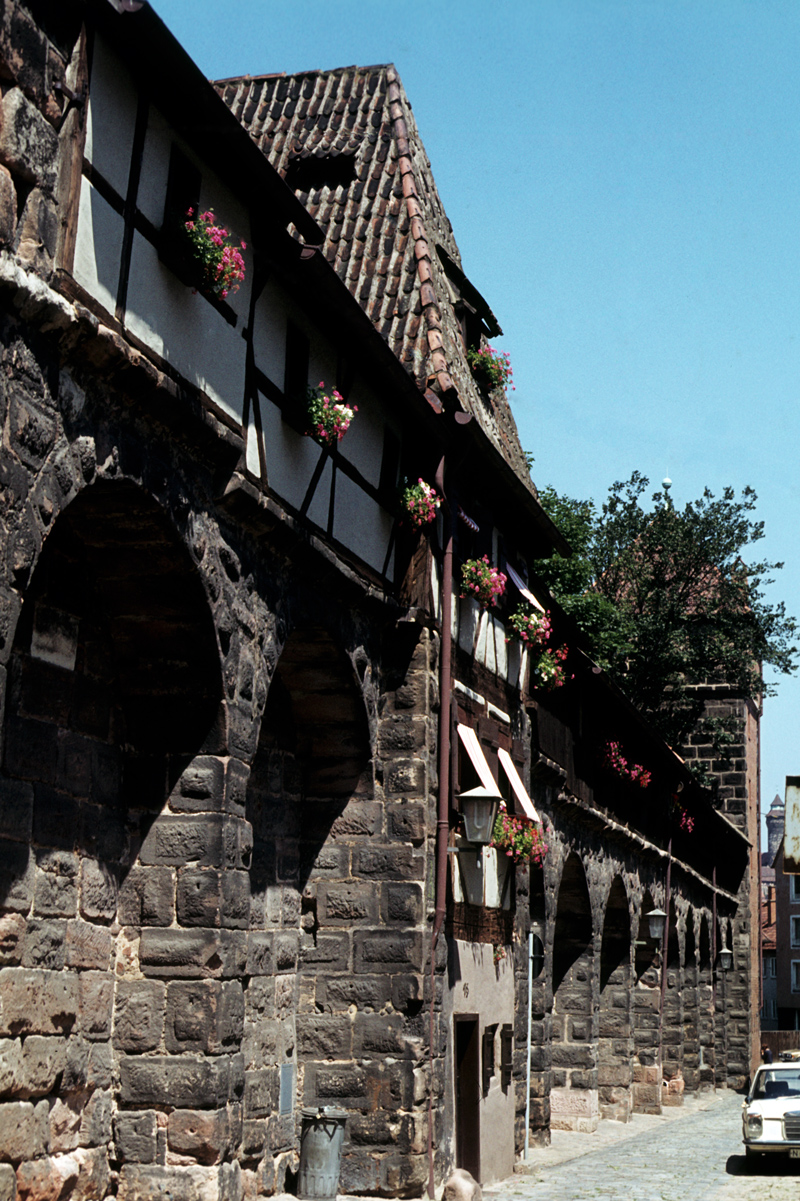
[482,1091,800,1201]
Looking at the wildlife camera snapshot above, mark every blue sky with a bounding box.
[154,0,800,831]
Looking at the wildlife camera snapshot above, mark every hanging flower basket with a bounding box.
[306,382,357,447]
[530,645,569,690]
[400,478,441,529]
[183,208,246,299]
[467,345,514,394]
[491,804,548,865]
[506,604,552,649]
[603,740,652,789]
[460,556,507,609]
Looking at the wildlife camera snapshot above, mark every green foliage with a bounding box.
[532,473,798,760]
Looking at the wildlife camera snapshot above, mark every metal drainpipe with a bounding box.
[712,866,717,1090]
[524,928,534,1160]
[428,454,453,1199]
[659,835,673,1097]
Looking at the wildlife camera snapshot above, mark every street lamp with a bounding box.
[645,908,667,943]
[458,785,502,846]
[718,944,733,972]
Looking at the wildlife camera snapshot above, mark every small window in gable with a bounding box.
[285,153,358,196]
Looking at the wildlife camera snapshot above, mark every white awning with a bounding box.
[498,747,539,821]
[456,723,499,793]
[506,563,546,613]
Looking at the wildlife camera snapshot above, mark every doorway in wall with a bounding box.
[455,1016,481,1181]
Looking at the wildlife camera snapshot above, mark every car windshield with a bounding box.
[750,1070,800,1101]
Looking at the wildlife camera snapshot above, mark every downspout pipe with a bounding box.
[524,928,534,1160]
[659,835,673,1100]
[428,452,454,1199]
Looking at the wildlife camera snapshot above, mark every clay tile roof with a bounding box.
[216,64,533,487]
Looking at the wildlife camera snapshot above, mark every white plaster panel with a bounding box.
[259,398,325,513]
[338,379,384,488]
[451,848,511,909]
[308,342,338,400]
[305,457,332,531]
[251,280,289,391]
[458,596,479,654]
[245,412,262,479]
[125,233,246,423]
[137,104,172,228]
[72,180,123,318]
[85,36,137,198]
[333,471,392,575]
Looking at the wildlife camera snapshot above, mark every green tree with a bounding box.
[532,473,797,759]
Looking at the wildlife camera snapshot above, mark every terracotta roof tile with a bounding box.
[217,64,532,484]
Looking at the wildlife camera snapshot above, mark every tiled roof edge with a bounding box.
[385,67,455,399]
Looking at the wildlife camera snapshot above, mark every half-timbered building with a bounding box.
[0,3,759,1199]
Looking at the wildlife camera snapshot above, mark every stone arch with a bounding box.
[0,478,229,1189]
[244,623,374,1188]
[682,910,700,1092]
[632,888,662,1114]
[598,877,632,1120]
[527,858,549,1145]
[697,913,714,1090]
[551,853,596,1132]
[662,900,684,1105]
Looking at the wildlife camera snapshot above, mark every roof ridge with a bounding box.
[215,63,395,87]
[384,68,454,398]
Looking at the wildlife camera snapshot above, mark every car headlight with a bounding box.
[745,1112,763,1137]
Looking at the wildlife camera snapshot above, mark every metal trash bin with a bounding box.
[298,1106,348,1200]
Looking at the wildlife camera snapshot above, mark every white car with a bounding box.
[742,1063,800,1159]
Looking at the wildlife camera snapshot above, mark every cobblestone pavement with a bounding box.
[482,1090,800,1201]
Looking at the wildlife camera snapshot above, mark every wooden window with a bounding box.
[500,1024,513,1089]
[482,1025,496,1093]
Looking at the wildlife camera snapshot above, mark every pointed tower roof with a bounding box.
[216,64,533,486]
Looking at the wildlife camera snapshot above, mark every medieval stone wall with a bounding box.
[0,288,439,1198]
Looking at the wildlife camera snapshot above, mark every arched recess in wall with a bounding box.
[551,853,597,1132]
[598,877,632,1121]
[1,479,223,913]
[697,914,714,1088]
[662,901,684,1101]
[245,625,372,1156]
[682,911,700,1093]
[0,479,223,1157]
[631,889,662,1115]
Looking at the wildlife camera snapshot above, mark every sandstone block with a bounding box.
[0,1162,14,1201]
[15,1154,79,1201]
[65,921,112,971]
[0,1101,45,1162]
[20,920,65,970]
[114,1111,157,1164]
[167,1109,228,1165]
[0,915,26,967]
[0,89,58,190]
[114,980,165,1053]
[18,1036,66,1098]
[117,866,175,927]
[0,968,77,1036]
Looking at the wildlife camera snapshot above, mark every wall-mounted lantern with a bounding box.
[459,785,502,846]
[645,908,667,943]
